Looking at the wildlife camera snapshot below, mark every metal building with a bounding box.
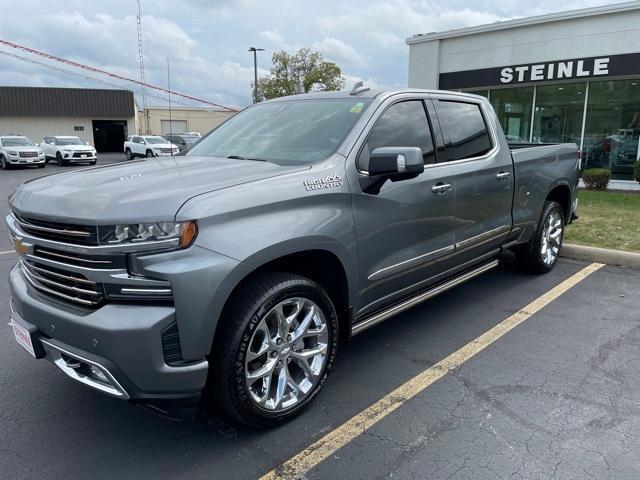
[407,2,640,179]
[0,86,136,152]
[137,106,235,137]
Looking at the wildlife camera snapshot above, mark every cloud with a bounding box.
[313,38,367,68]
[0,0,617,107]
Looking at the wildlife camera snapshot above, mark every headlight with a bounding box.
[7,150,17,156]
[99,220,197,248]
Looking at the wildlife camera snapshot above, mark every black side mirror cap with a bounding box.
[368,147,424,177]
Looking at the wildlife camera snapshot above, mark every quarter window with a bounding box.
[435,101,493,161]
[359,100,435,170]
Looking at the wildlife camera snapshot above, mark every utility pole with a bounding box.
[137,0,149,133]
[248,47,264,104]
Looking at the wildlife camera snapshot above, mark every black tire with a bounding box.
[211,271,338,428]
[89,160,97,166]
[145,149,154,158]
[125,148,133,160]
[0,155,10,170]
[516,201,565,274]
[56,152,65,166]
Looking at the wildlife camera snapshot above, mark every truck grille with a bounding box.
[33,246,123,269]
[19,151,39,158]
[72,151,93,158]
[13,214,99,246]
[19,259,104,307]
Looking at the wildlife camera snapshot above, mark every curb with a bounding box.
[561,243,640,269]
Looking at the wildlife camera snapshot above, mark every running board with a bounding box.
[351,259,500,336]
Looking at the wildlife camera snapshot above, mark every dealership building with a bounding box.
[407,2,640,179]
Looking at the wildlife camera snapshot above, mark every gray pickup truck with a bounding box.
[6,88,579,427]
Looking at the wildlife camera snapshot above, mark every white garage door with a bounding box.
[161,120,187,134]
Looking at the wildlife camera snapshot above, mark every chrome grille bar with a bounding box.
[36,248,112,265]
[24,261,97,286]
[13,216,92,237]
[21,261,101,296]
[20,264,99,306]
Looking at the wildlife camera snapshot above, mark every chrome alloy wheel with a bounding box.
[244,297,329,412]
[540,209,563,266]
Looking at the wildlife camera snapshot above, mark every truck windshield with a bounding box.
[186,98,372,164]
[1,137,33,146]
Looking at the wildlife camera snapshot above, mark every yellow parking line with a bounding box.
[0,250,16,255]
[261,262,605,480]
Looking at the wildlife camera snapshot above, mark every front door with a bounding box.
[348,98,457,318]
[431,97,514,265]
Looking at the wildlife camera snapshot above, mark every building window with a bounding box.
[74,126,84,131]
[489,87,534,143]
[583,79,640,179]
[532,83,585,145]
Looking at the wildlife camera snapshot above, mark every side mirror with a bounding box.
[368,147,424,178]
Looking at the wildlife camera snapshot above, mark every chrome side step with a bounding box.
[351,259,500,336]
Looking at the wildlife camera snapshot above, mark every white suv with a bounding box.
[42,136,97,166]
[0,135,46,170]
[124,135,179,159]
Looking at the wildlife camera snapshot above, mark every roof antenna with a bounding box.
[350,80,370,96]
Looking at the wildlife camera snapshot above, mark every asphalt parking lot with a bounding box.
[1,159,640,479]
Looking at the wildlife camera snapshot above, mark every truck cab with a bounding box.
[7,89,579,427]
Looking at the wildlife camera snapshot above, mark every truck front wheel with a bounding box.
[211,272,338,428]
[516,200,565,273]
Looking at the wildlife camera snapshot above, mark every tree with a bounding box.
[255,48,345,100]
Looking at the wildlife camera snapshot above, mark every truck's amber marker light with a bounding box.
[180,221,198,248]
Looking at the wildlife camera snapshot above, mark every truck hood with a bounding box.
[10,156,308,224]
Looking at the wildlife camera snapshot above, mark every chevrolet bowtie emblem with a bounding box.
[13,238,31,256]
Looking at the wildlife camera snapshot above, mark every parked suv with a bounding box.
[163,133,201,152]
[7,89,579,427]
[41,136,97,166]
[0,135,45,169]
[124,135,179,159]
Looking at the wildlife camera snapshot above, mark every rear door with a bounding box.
[348,96,457,318]
[431,95,513,265]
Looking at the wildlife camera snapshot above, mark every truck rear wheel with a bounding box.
[516,200,564,273]
[211,272,338,428]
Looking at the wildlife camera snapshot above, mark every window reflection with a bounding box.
[490,87,534,143]
[532,84,585,145]
[435,101,493,161]
[583,80,640,178]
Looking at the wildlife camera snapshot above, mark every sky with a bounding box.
[0,0,620,109]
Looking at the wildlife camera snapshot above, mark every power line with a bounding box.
[0,39,239,111]
[0,49,196,108]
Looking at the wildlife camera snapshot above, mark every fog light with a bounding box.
[64,153,70,158]
[90,365,109,384]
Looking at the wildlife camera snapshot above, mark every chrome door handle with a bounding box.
[431,183,452,194]
[496,171,511,181]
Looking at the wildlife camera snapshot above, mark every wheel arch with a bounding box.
[545,182,572,223]
[212,245,355,356]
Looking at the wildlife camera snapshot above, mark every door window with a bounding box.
[435,101,493,161]
[358,100,435,170]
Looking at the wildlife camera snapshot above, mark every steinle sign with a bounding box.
[500,57,610,84]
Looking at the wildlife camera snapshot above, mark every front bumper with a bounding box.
[9,264,208,414]
[7,155,45,164]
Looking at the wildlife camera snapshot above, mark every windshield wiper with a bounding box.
[226,155,267,162]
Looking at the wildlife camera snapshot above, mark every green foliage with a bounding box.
[255,48,346,100]
[634,160,640,183]
[582,168,611,190]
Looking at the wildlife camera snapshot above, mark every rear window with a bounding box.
[435,101,493,161]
